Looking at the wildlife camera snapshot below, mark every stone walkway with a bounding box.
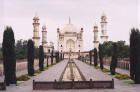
[74,60,140,92]
[1,59,140,92]
[1,60,68,92]
[0,60,54,82]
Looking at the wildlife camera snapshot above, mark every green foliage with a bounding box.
[123,79,134,84]
[34,48,39,59]
[39,45,44,71]
[34,69,41,74]
[2,26,17,85]
[99,44,104,70]
[110,43,118,75]
[130,28,140,84]
[114,74,130,80]
[16,74,31,81]
[102,41,129,58]
[0,49,3,60]
[14,39,39,60]
[15,39,28,59]
[50,50,54,65]
[93,48,98,67]
[89,50,92,65]
[102,68,110,73]
[27,39,34,76]
[55,51,60,62]
[95,66,100,69]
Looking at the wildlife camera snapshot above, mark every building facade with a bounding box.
[57,18,83,58]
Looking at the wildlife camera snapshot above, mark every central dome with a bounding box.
[61,17,80,33]
[62,24,80,33]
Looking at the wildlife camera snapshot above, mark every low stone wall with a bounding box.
[0,59,48,76]
[33,79,114,90]
[103,57,130,70]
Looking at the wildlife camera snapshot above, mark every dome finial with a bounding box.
[69,16,71,24]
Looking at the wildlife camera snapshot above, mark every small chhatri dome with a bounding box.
[42,24,46,28]
[61,17,81,33]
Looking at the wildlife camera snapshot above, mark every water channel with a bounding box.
[61,60,85,81]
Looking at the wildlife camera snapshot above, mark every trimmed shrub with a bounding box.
[2,26,17,85]
[115,74,130,80]
[93,48,98,67]
[110,43,118,75]
[102,68,110,73]
[39,45,44,71]
[27,39,35,76]
[17,74,31,81]
[99,44,104,70]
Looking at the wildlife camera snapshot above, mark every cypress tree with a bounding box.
[27,39,34,76]
[99,44,104,70]
[93,48,98,67]
[51,50,54,65]
[60,52,62,60]
[39,45,44,71]
[46,55,49,67]
[130,28,140,83]
[89,50,92,65]
[110,43,118,75]
[2,26,16,86]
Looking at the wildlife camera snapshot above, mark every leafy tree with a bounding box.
[15,39,27,59]
[39,45,44,71]
[27,39,34,76]
[34,48,39,59]
[130,28,140,84]
[93,48,98,67]
[99,44,104,70]
[102,41,129,58]
[110,43,118,75]
[89,50,92,65]
[2,26,16,85]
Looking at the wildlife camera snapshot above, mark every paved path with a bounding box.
[0,59,54,82]
[1,60,68,92]
[1,59,140,92]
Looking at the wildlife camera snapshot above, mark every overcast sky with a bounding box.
[0,0,139,50]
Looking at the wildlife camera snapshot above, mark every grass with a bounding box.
[17,81,24,85]
[122,79,134,84]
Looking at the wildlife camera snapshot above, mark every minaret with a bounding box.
[42,25,47,54]
[100,13,108,43]
[93,23,99,50]
[33,14,40,48]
